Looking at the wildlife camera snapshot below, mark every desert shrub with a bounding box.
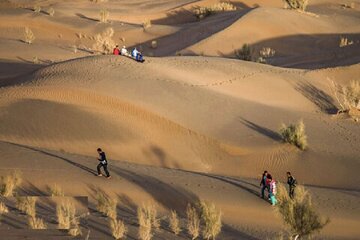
[276,184,330,239]
[0,171,22,197]
[339,37,354,47]
[24,27,35,44]
[280,120,307,150]
[110,218,128,239]
[343,80,360,109]
[96,192,117,219]
[186,204,200,240]
[283,0,309,11]
[100,9,109,23]
[169,210,181,235]
[57,200,76,229]
[68,218,82,237]
[49,184,64,197]
[200,201,222,240]
[151,40,157,49]
[47,7,55,16]
[260,47,276,58]
[29,216,47,229]
[235,44,252,61]
[34,5,41,13]
[16,196,36,217]
[33,56,40,64]
[194,2,236,19]
[142,19,152,30]
[0,201,9,214]
[137,204,155,240]
[92,27,115,54]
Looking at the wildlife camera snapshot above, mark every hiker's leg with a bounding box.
[103,164,110,177]
[97,163,102,175]
[290,187,295,198]
[261,186,265,198]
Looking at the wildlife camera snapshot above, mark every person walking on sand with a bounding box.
[287,171,297,198]
[113,45,120,55]
[260,170,269,199]
[268,175,277,205]
[97,148,111,178]
[121,45,128,56]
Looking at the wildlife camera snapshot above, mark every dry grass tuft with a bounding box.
[47,7,55,16]
[235,44,252,61]
[194,2,236,19]
[24,27,36,44]
[186,204,200,240]
[169,210,181,235]
[110,218,128,239]
[56,200,76,229]
[151,40,157,49]
[280,120,308,150]
[339,37,354,47]
[90,0,108,3]
[100,9,109,23]
[16,196,37,217]
[343,80,360,109]
[200,201,222,240]
[29,216,47,229]
[0,171,22,197]
[137,204,156,240]
[96,192,117,219]
[142,19,152,30]
[34,5,41,13]
[49,184,64,197]
[283,0,309,11]
[92,27,115,54]
[276,184,330,239]
[0,201,9,214]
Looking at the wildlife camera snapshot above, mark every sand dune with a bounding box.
[0,0,359,239]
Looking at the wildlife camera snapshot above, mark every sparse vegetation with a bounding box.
[0,171,22,197]
[110,218,128,240]
[16,196,36,217]
[137,204,156,240]
[0,201,9,214]
[49,184,65,197]
[24,27,35,44]
[47,7,55,16]
[142,19,152,30]
[90,0,108,3]
[96,192,117,219]
[276,184,330,239]
[194,2,236,19]
[200,201,222,240]
[151,40,157,49]
[280,120,307,150]
[92,27,115,54]
[100,9,109,23]
[343,80,360,109]
[235,44,252,61]
[169,210,181,235]
[57,199,76,229]
[29,216,47,229]
[34,5,41,13]
[186,204,200,240]
[341,3,355,9]
[339,36,354,47]
[33,56,40,64]
[283,0,309,11]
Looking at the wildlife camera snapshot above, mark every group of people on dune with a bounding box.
[113,45,143,62]
[260,171,297,205]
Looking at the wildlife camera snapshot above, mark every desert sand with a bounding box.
[0,0,359,239]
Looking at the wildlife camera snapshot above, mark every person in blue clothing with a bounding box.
[96,148,111,178]
[132,47,143,62]
[259,170,269,199]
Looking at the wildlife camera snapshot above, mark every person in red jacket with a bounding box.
[113,45,120,55]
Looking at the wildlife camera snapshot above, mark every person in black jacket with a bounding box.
[287,171,296,198]
[97,148,111,178]
[259,170,269,199]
